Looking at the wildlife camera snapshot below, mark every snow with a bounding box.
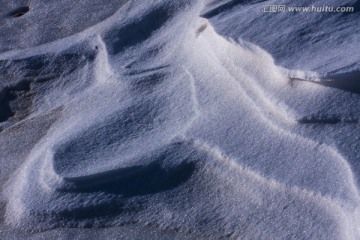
[203,0,360,75]
[0,0,359,239]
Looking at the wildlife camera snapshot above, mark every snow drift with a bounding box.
[1,0,359,239]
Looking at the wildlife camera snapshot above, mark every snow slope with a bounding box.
[0,0,359,239]
[203,0,360,75]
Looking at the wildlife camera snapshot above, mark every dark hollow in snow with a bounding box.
[320,71,360,94]
[0,80,32,123]
[9,6,30,18]
[62,161,196,197]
